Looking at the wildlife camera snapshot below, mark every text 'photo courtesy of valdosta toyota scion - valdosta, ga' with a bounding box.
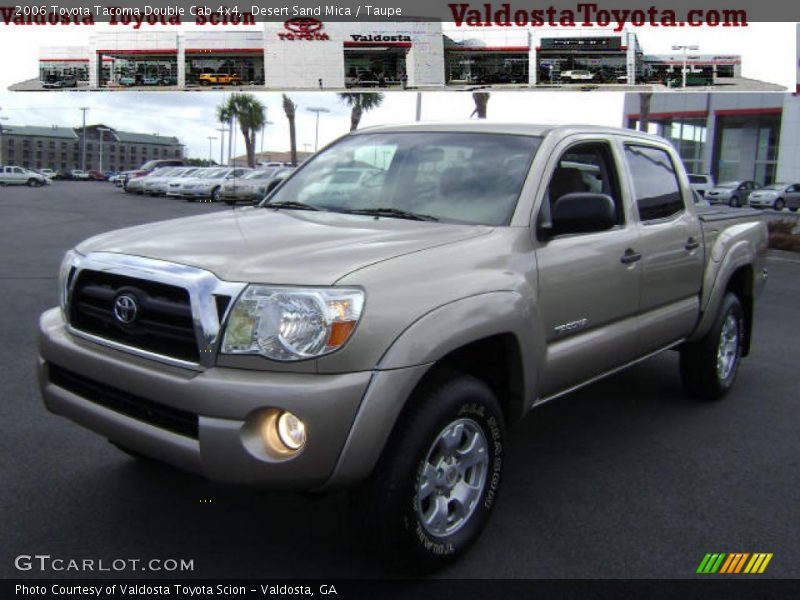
[39,122,769,568]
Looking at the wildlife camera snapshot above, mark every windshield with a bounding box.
[197,168,228,179]
[265,132,541,226]
[716,182,739,188]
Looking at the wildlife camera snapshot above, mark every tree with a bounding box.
[638,92,653,133]
[215,102,232,165]
[471,92,490,119]
[337,92,385,131]
[282,94,298,167]
[217,93,266,168]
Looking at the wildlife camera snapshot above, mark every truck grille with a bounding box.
[48,364,199,439]
[69,269,199,362]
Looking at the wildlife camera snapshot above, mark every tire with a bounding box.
[27,179,41,187]
[774,199,785,211]
[729,195,740,208]
[211,187,221,202]
[790,207,798,213]
[680,293,745,401]
[350,369,505,571]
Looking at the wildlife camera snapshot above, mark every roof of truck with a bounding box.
[353,121,661,142]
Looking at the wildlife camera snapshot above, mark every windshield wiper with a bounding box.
[343,207,439,222]
[266,200,323,212]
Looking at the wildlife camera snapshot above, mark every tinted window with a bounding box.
[625,145,685,222]
[688,174,707,184]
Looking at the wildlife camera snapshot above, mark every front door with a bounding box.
[535,138,642,398]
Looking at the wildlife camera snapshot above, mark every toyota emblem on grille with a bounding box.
[284,17,323,34]
[113,294,139,325]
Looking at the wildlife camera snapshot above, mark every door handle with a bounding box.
[620,249,642,265]
[685,237,700,251]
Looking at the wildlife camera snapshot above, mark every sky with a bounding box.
[0,91,626,160]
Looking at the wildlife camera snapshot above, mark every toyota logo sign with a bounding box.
[279,18,330,41]
[113,294,139,325]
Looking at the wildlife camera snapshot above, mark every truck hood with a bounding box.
[75,207,492,285]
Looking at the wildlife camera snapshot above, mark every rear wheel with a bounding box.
[680,293,744,401]
[351,370,505,571]
[729,195,740,207]
[27,178,42,187]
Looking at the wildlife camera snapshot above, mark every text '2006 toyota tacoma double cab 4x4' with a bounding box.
[38,123,767,568]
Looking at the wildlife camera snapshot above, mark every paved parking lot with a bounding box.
[1,182,798,579]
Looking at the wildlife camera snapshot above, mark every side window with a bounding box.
[543,142,624,228]
[624,145,685,222]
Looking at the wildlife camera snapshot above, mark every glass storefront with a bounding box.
[39,61,88,82]
[445,52,528,84]
[186,55,264,86]
[715,115,781,185]
[344,48,408,87]
[98,54,178,86]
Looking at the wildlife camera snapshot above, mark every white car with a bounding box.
[0,166,51,187]
[178,167,252,202]
[142,167,199,196]
[561,70,596,82]
[688,174,715,197]
[40,168,57,179]
[70,169,89,180]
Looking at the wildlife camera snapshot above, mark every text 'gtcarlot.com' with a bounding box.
[14,554,194,572]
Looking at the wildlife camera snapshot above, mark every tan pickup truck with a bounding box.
[38,123,768,568]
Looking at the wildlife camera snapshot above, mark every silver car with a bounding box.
[220,167,293,204]
[126,167,175,195]
[747,183,793,211]
[705,180,760,207]
[0,166,51,187]
[178,167,252,202]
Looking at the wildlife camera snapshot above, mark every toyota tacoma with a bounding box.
[38,123,768,568]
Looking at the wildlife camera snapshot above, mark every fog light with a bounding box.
[277,411,306,451]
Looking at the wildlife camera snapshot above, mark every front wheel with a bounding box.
[211,187,221,202]
[351,370,505,571]
[729,196,740,207]
[27,179,42,187]
[774,199,785,211]
[680,293,745,401]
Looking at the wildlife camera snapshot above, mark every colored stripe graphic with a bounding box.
[698,553,773,574]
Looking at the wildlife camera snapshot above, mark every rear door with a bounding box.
[622,142,704,355]
[786,184,800,210]
[535,136,642,397]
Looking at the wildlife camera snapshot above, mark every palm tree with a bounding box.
[282,94,298,166]
[218,93,266,168]
[471,92,490,119]
[215,103,232,165]
[337,92,385,131]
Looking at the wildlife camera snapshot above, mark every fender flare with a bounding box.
[322,292,543,489]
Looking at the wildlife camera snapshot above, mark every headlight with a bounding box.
[58,249,80,313]
[221,286,365,361]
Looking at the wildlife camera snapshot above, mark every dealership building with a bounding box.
[0,124,182,173]
[623,93,800,185]
[37,22,741,89]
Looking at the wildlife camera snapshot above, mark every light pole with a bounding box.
[97,127,111,172]
[207,136,217,164]
[671,45,699,89]
[307,107,330,152]
[0,106,7,164]
[79,106,89,171]
[216,126,228,165]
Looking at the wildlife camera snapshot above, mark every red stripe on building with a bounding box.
[185,48,262,54]
[714,108,782,117]
[626,110,708,120]
[344,41,412,48]
[446,46,530,52]
[96,49,178,55]
[39,58,89,62]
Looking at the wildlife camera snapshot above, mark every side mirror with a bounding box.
[542,193,617,238]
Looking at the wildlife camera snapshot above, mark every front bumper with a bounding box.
[747,198,775,208]
[38,308,381,489]
[179,188,212,199]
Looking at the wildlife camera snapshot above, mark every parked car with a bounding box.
[561,70,596,82]
[41,74,78,89]
[87,170,106,181]
[786,184,800,212]
[69,169,89,181]
[198,73,240,86]
[39,123,768,569]
[688,174,715,197]
[125,167,178,194]
[40,168,57,180]
[0,165,50,186]
[705,180,760,207]
[122,159,187,190]
[220,167,292,205]
[118,76,137,87]
[746,182,794,211]
[178,167,252,202]
[142,167,199,196]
